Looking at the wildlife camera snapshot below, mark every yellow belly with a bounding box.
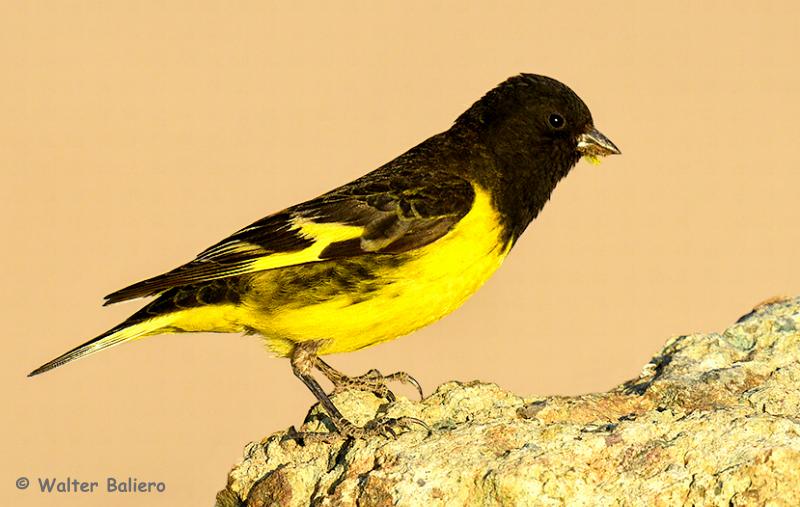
[242,186,511,356]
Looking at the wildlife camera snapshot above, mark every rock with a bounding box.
[216,297,800,506]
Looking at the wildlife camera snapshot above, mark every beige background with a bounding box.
[3,1,799,505]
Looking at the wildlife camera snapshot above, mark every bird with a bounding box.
[29,73,620,438]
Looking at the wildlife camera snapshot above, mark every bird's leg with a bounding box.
[290,341,428,439]
[314,357,424,402]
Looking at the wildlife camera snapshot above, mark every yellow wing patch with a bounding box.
[104,216,370,304]
[105,180,471,305]
[249,218,364,272]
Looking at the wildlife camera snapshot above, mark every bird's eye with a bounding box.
[548,113,565,130]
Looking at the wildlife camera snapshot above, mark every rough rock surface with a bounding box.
[216,297,800,506]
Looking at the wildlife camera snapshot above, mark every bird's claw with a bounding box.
[333,368,424,402]
[345,415,431,439]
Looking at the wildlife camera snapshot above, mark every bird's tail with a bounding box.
[29,279,247,377]
[28,313,174,377]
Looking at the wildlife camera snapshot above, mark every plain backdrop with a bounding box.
[3,1,799,505]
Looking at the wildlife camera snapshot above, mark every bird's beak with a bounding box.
[576,126,621,157]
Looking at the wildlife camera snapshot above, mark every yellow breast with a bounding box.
[248,185,511,356]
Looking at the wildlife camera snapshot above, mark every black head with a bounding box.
[455,74,619,173]
[453,74,620,243]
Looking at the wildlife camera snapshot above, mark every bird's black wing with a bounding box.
[103,168,475,304]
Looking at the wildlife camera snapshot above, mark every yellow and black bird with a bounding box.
[30,74,619,437]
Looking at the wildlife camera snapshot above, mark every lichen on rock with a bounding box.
[216,297,800,506]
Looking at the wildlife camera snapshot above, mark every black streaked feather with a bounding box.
[103,168,474,305]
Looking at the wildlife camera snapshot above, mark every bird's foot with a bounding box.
[336,368,423,402]
[285,415,430,443]
[336,415,430,439]
[283,425,342,445]
[291,347,428,442]
[315,359,424,402]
